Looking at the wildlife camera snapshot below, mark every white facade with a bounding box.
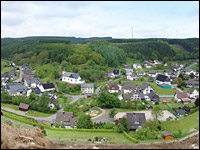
[62,76,85,84]
[140,86,153,95]
[145,64,152,68]
[156,80,171,85]
[148,73,158,78]
[108,89,119,93]
[188,90,199,99]
[133,64,142,69]
[38,84,55,93]
[81,87,94,94]
[174,94,181,102]
[127,74,138,81]
[27,89,32,97]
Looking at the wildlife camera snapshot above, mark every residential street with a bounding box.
[64,94,86,104]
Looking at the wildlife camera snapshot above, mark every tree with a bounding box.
[142,119,161,131]
[104,122,115,129]
[178,74,184,80]
[151,106,164,120]
[109,108,117,118]
[175,77,183,88]
[120,69,126,75]
[77,114,93,129]
[119,117,129,133]
[190,73,195,79]
[55,122,60,128]
[117,123,124,133]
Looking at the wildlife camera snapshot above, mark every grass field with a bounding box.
[26,110,53,117]
[1,103,19,111]
[161,111,199,134]
[45,129,132,144]
[121,80,178,95]
[1,67,14,74]
[1,60,9,68]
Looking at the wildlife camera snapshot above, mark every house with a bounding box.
[187,88,199,99]
[136,71,145,76]
[148,91,160,105]
[162,131,174,140]
[123,82,136,94]
[164,63,168,67]
[122,65,134,75]
[174,92,188,102]
[108,83,119,93]
[22,69,34,82]
[38,83,56,93]
[172,66,181,72]
[126,112,146,131]
[24,77,41,89]
[156,74,171,85]
[138,82,153,95]
[2,82,17,90]
[144,62,152,68]
[9,85,27,96]
[127,74,139,81]
[81,83,94,96]
[185,79,199,88]
[148,70,158,78]
[182,68,196,75]
[1,69,16,80]
[49,95,59,109]
[153,60,162,65]
[163,70,175,78]
[9,62,16,67]
[133,64,142,69]
[182,106,193,114]
[22,64,29,70]
[177,109,186,118]
[55,112,77,129]
[62,71,85,84]
[158,84,171,89]
[19,103,30,111]
[181,98,191,104]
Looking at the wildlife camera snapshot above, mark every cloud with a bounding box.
[1,1,199,38]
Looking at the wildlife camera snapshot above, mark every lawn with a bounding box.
[26,110,53,117]
[161,111,199,134]
[41,77,51,83]
[57,96,72,106]
[45,129,133,144]
[121,80,178,95]
[1,103,19,111]
[1,59,9,68]
[1,67,14,74]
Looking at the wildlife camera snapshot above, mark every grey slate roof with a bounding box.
[9,85,26,94]
[42,83,55,89]
[25,77,41,87]
[123,82,136,91]
[162,131,174,137]
[81,83,94,88]
[70,73,80,79]
[6,82,17,89]
[55,112,77,126]
[148,91,160,102]
[156,74,170,82]
[126,113,146,130]
[138,82,150,91]
[149,70,158,74]
[50,95,58,106]
[113,70,120,75]
[187,88,195,94]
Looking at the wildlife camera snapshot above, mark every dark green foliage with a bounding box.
[117,123,124,133]
[119,117,129,133]
[77,114,93,129]
[97,92,121,108]
[109,108,117,118]
[89,43,126,67]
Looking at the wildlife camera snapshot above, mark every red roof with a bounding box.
[108,83,119,90]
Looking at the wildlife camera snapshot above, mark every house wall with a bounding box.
[62,76,85,84]
[108,89,119,93]
[149,73,157,78]
[143,87,153,95]
[81,87,94,94]
[156,80,171,85]
[164,135,174,140]
[189,90,199,98]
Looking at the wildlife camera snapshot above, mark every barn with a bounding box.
[162,131,174,140]
[19,103,30,111]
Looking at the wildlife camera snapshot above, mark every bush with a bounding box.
[190,107,199,114]
[123,131,137,143]
[117,123,124,133]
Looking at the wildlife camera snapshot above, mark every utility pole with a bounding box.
[131,27,133,39]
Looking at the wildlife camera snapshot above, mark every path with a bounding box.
[92,108,114,124]
[64,94,86,104]
[1,106,63,122]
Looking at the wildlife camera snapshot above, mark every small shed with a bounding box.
[181,98,191,104]
[19,103,30,111]
[162,100,167,104]
[162,131,174,140]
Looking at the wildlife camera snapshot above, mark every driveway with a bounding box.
[92,108,114,124]
[115,110,176,121]
[64,94,86,104]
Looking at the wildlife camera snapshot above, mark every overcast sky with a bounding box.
[1,1,199,38]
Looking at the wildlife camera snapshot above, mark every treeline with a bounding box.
[117,40,176,62]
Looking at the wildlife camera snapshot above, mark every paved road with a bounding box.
[64,94,86,104]
[92,108,114,124]
[1,106,62,122]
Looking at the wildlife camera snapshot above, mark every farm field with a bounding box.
[45,129,133,144]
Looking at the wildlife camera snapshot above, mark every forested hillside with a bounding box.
[1,37,199,68]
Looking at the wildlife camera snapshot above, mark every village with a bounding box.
[1,58,199,143]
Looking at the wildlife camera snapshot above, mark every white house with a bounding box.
[144,64,152,68]
[62,71,85,84]
[174,92,188,102]
[26,89,32,97]
[187,88,199,99]
[81,83,94,94]
[49,95,59,109]
[9,85,27,96]
[127,74,139,81]
[156,74,171,85]
[138,83,154,95]
[148,70,158,78]
[108,83,119,93]
[136,71,146,76]
[123,82,136,94]
[38,83,55,93]
[182,68,196,76]
[133,64,142,69]
[24,77,41,89]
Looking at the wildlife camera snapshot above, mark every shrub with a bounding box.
[190,107,199,114]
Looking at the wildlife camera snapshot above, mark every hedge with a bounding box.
[2,110,117,133]
[123,131,137,143]
[190,107,199,114]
